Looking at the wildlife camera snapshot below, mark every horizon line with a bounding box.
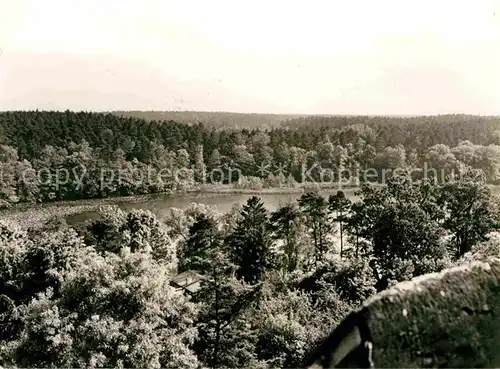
[0,109,499,118]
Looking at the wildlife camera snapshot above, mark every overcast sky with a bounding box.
[0,0,498,114]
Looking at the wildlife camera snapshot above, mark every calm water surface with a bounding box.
[13,185,499,227]
[66,188,362,224]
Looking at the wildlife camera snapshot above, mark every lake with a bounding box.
[4,184,498,228]
[65,188,362,225]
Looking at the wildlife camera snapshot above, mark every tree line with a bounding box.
[112,110,302,130]
[1,173,499,368]
[1,111,500,207]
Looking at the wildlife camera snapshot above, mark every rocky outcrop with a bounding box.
[304,258,500,368]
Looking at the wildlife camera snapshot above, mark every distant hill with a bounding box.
[110,111,498,131]
[110,110,307,129]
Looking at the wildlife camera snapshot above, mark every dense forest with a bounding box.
[112,111,303,130]
[2,171,500,368]
[1,111,500,207]
[1,111,500,367]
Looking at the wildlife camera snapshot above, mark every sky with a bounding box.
[0,0,499,114]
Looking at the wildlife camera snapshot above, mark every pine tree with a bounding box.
[179,213,224,274]
[270,203,301,273]
[298,192,332,265]
[227,196,272,284]
[328,190,352,258]
[185,214,262,368]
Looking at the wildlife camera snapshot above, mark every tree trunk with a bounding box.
[213,265,220,368]
[340,221,344,259]
[355,226,359,258]
[313,221,318,268]
[318,221,324,256]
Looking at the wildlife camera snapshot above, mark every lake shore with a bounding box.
[2,181,498,214]
[2,182,498,229]
[0,182,366,212]
[0,184,356,229]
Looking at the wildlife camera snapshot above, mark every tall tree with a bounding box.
[328,190,352,258]
[178,213,223,274]
[184,214,233,368]
[350,176,448,290]
[270,203,301,274]
[298,192,332,266]
[194,145,206,184]
[227,196,272,284]
[437,169,500,258]
[0,145,20,207]
[185,214,262,368]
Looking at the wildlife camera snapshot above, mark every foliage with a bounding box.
[350,176,450,289]
[84,206,176,266]
[251,281,352,368]
[270,203,302,274]
[328,190,351,258]
[227,196,274,284]
[0,214,198,368]
[298,192,334,265]
[1,111,500,206]
[2,160,500,368]
[437,170,500,257]
[15,250,199,368]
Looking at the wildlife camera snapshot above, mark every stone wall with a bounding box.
[304,258,500,368]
